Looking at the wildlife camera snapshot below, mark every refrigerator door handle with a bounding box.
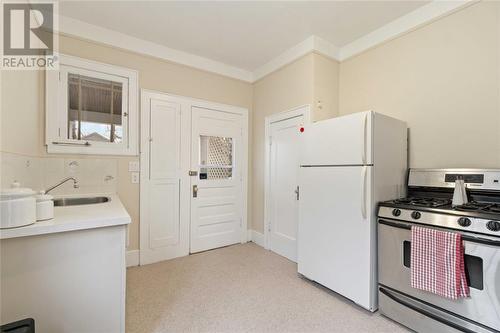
[362,113,368,165]
[361,166,367,219]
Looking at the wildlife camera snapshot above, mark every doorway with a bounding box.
[264,105,310,262]
[140,90,249,265]
[190,107,245,253]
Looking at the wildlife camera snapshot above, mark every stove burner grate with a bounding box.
[482,204,500,213]
[454,202,500,214]
[393,197,451,208]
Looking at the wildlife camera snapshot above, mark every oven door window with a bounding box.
[402,240,484,290]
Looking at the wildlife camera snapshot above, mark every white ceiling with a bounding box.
[59,1,430,72]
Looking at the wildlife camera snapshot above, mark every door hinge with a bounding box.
[58,72,61,81]
[240,218,242,227]
[269,136,272,146]
[295,186,300,200]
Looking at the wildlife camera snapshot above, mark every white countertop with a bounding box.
[0,194,131,240]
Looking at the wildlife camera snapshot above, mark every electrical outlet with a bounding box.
[128,161,140,172]
[131,172,139,184]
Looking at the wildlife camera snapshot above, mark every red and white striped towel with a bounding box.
[410,226,470,299]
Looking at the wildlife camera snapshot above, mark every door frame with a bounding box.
[264,105,311,250]
[140,89,249,265]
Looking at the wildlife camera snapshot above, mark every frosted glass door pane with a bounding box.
[199,135,233,180]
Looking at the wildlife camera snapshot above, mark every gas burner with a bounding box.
[485,204,500,213]
[393,197,451,208]
[393,198,413,204]
[454,202,492,212]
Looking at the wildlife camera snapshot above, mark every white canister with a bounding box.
[36,193,54,221]
[0,182,36,229]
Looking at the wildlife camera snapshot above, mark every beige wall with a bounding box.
[1,70,44,157]
[3,0,499,246]
[313,53,340,121]
[339,1,500,168]
[1,34,253,251]
[251,53,339,232]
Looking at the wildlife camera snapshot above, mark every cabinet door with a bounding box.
[140,95,190,264]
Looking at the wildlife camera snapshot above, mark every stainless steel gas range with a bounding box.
[377,169,500,333]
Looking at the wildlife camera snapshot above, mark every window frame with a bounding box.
[46,54,139,155]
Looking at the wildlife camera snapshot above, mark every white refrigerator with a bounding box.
[297,111,407,312]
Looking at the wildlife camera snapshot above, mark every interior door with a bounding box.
[190,107,243,253]
[268,116,303,262]
[298,165,376,311]
[140,94,190,265]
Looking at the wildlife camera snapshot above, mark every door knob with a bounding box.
[193,185,198,198]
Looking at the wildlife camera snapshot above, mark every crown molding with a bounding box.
[55,1,476,83]
[252,36,340,82]
[56,14,254,82]
[338,0,477,61]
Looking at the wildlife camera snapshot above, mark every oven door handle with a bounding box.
[378,219,500,247]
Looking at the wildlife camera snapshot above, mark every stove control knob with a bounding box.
[458,217,472,227]
[392,209,401,217]
[487,221,500,232]
[411,211,421,220]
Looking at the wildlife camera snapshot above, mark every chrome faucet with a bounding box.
[44,177,79,194]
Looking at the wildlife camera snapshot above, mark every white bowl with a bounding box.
[1,186,36,229]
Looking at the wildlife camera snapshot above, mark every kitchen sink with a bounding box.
[53,196,110,207]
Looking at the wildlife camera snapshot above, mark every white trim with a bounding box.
[57,14,254,82]
[338,0,477,61]
[264,105,311,250]
[45,54,139,156]
[253,36,339,82]
[126,250,139,267]
[250,230,265,248]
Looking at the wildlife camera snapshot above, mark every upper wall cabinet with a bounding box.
[46,54,139,155]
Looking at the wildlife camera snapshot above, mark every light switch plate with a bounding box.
[128,161,140,172]
[131,172,139,184]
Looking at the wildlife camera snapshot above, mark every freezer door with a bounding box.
[300,111,372,166]
[297,165,377,311]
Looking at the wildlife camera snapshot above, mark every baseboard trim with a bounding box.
[126,250,140,267]
[249,230,265,248]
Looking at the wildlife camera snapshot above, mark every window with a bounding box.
[46,54,138,155]
[199,135,233,180]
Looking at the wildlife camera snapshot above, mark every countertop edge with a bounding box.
[0,194,131,240]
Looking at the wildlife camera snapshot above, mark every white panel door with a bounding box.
[140,95,190,264]
[190,107,243,253]
[297,165,376,311]
[269,116,302,262]
[300,111,373,166]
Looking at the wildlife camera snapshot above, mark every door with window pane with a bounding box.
[190,107,243,253]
